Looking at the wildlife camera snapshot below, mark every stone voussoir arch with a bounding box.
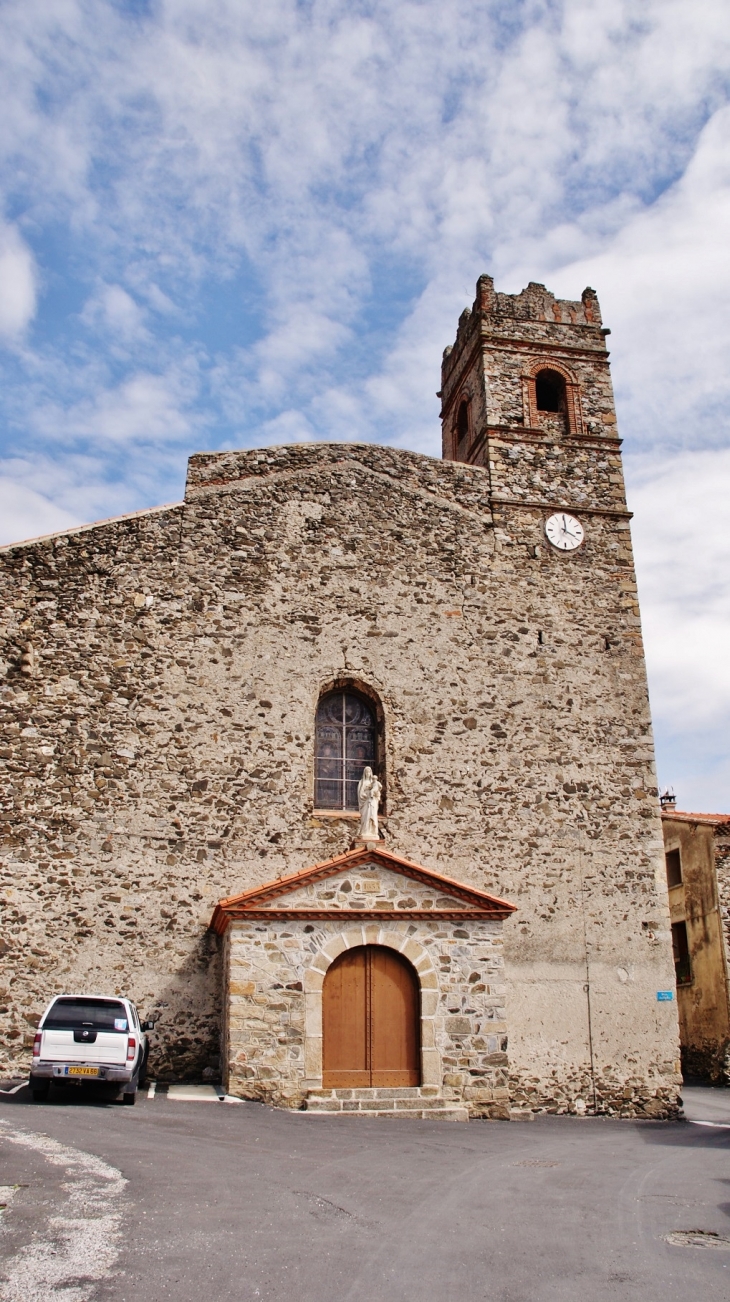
[302,925,440,1088]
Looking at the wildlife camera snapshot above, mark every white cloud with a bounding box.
[527,100,730,810]
[547,105,730,448]
[0,476,78,546]
[0,450,188,545]
[628,447,730,809]
[0,222,37,339]
[81,283,148,344]
[31,365,202,445]
[257,409,317,445]
[629,448,730,725]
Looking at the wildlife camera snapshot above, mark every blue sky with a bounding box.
[1,0,730,809]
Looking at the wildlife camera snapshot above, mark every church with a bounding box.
[0,275,681,1118]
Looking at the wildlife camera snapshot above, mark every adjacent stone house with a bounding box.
[661,809,730,1083]
[0,275,681,1117]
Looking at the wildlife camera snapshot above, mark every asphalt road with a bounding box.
[1,1084,728,1302]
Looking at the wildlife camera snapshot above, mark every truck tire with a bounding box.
[122,1088,136,1105]
[31,1082,50,1102]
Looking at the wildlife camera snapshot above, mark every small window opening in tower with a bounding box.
[456,399,470,446]
[535,369,566,413]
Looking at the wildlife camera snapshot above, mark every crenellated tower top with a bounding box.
[439,274,624,514]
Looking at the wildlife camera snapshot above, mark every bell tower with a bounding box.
[439,274,626,516]
[437,275,680,1117]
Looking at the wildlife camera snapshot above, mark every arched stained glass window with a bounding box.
[315,690,377,810]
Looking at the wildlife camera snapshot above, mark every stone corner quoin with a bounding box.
[0,273,680,1119]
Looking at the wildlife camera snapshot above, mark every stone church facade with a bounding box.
[0,276,680,1117]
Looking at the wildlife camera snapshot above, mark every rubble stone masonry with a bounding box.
[0,276,681,1116]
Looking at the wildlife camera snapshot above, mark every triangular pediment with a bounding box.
[210,846,516,932]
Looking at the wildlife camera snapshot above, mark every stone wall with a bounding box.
[0,279,681,1116]
[716,828,730,967]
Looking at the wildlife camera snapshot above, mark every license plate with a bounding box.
[66,1066,100,1077]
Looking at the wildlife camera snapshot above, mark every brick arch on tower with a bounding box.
[522,358,583,435]
[302,926,440,1088]
[451,387,474,459]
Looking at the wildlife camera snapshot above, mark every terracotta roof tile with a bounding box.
[661,810,730,826]
[210,844,516,933]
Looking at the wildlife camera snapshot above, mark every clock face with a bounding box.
[545,512,584,551]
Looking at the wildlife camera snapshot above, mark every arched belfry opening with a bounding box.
[322,945,421,1087]
[535,368,567,414]
[454,398,470,458]
[314,686,383,811]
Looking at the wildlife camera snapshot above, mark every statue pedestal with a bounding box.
[351,836,382,850]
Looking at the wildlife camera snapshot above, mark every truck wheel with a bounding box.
[122,1089,136,1105]
[31,1082,50,1102]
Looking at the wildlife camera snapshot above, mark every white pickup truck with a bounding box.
[29,994,152,1104]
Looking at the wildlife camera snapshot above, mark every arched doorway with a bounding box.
[322,945,420,1088]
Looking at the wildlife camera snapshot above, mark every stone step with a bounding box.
[306,1086,440,1101]
[304,1100,469,1122]
[306,1095,452,1111]
[304,1087,468,1121]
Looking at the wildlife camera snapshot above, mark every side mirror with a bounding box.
[142,1020,155,1032]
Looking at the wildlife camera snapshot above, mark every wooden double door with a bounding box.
[322,945,420,1087]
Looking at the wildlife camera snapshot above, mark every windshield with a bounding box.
[43,997,129,1032]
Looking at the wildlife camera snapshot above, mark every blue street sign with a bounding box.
[656,991,674,1001]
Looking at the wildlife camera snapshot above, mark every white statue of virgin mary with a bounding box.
[357,766,382,841]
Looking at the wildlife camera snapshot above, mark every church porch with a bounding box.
[210,846,517,1119]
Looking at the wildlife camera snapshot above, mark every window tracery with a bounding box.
[315,690,377,810]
